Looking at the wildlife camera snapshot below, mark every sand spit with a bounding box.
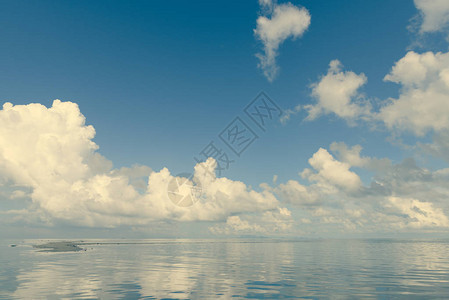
[33,241,84,252]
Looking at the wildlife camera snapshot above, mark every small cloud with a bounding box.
[305,60,369,122]
[209,207,294,235]
[255,2,311,82]
[258,0,273,10]
[280,104,301,124]
[303,148,362,192]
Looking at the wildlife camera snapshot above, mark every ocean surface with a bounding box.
[1,239,449,299]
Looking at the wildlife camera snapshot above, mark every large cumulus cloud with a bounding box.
[0,100,280,227]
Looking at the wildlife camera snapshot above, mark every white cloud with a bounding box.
[329,142,391,172]
[376,50,447,136]
[386,196,449,228]
[310,207,366,231]
[419,130,449,162]
[255,2,311,82]
[209,207,294,235]
[280,104,301,124]
[211,216,264,234]
[274,142,449,234]
[259,0,273,9]
[275,146,363,206]
[187,158,280,221]
[378,51,449,135]
[305,60,370,121]
[329,142,368,167]
[0,101,280,227]
[276,179,320,205]
[302,148,362,192]
[3,100,449,235]
[9,190,28,200]
[414,0,449,33]
[303,52,449,137]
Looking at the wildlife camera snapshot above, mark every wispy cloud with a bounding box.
[280,104,301,124]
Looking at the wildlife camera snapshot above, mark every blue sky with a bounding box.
[1,0,449,238]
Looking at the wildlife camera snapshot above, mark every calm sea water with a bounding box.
[1,239,449,299]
